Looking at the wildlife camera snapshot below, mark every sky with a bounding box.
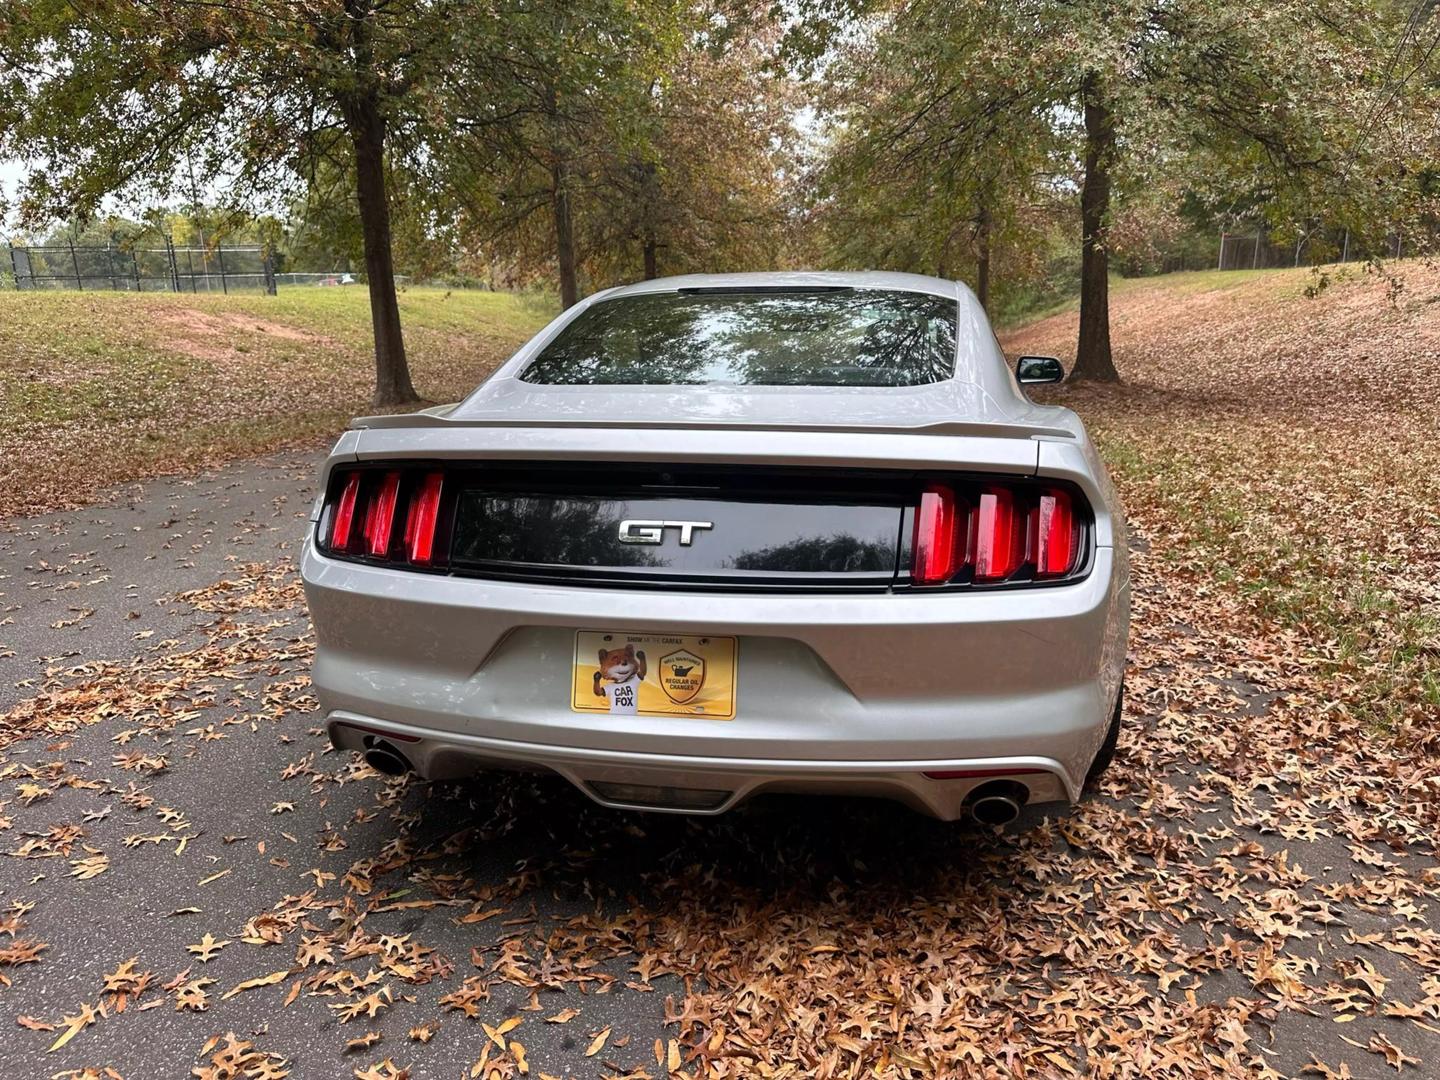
[0,160,23,234]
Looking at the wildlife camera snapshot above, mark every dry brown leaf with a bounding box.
[220,969,290,1001]
[584,1027,610,1057]
[47,1002,100,1053]
[186,933,229,963]
[345,1031,382,1053]
[69,853,109,880]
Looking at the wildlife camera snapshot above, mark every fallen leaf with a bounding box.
[221,969,290,1001]
[585,1027,610,1057]
[48,1002,100,1053]
[187,933,229,963]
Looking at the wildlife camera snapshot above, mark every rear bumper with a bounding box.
[327,710,1073,819]
[301,540,1128,820]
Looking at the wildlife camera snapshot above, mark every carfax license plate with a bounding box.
[571,630,737,720]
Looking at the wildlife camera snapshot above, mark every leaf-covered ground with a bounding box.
[0,286,552,519]
[0,265,1438,1078]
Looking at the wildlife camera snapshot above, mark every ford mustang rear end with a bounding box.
[300,272,1130,823]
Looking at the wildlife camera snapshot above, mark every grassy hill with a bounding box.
[1000,260,1440,736]
[0,287,554,517]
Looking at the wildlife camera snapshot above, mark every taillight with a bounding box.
[321,467,447,567]
[329,471,362,552]
[910,481,1084,586]
[1031,489,1076,577]
[912,486,966,585]
[974,487,1025,582]
[363,471,402,556]
[403,472,444,565]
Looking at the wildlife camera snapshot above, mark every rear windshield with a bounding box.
[520,288,958,387]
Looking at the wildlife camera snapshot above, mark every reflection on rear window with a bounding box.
[520,288,957,386]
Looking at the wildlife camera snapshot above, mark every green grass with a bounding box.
[242,285,554,344]
[995,266,1326,332]
[1096,425,1439,733]
[0,286,555,517]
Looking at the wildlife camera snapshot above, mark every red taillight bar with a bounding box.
[1031,489,1077,578]
[324,468,446,567]
[363,470,402,557]
[329,471,362,552]
[404,472,444,564]
[912,485,965,586]
[974,486,1025,582]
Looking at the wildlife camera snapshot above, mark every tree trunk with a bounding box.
[639,159,660,280]
[1074,73,1120,383]
[551,160,579,308]
[350,97,419,407]
[975,203,993,313]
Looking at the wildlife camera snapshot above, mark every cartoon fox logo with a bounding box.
[593,643,647,696]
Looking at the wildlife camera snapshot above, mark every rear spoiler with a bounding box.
[349,407,1075,441]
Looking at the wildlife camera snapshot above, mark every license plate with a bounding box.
[571,630,737,720]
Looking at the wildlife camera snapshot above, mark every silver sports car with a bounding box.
[301,272,1130,825]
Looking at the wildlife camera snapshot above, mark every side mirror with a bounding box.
[1016,355,1064,385]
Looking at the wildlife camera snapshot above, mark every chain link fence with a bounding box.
[1216,228,1408,271]
[2,240,277,293]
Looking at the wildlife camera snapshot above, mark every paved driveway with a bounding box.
[0,453,1435,1078]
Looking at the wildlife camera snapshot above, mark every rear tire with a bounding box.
[1086,682,1124,784]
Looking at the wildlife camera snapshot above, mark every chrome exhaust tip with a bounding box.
[970,794,1022,827]
[363,741,411,777]
[966,779,1028,827]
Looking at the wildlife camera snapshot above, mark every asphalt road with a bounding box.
[0,456,322,712]
[0,452,685,1078]
[0,452,1436,1079]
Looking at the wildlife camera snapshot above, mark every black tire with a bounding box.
[1086,682,1124,784]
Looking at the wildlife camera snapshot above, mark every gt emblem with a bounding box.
[617,519,713,546]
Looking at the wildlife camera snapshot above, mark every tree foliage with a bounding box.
[451,0,796,299]
[2,0,1438,395]
[816,3,1063,312]
[812,0,1440,379]
[0,0,680,400]
[583,0,799,284]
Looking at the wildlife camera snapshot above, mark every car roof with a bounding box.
[596,270,974,306]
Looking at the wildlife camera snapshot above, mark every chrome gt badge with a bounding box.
[617,519,713,546]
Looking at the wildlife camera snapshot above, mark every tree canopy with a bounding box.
[3,0,1437,397]
[1,0,685,402]
[813,0,1440,379]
